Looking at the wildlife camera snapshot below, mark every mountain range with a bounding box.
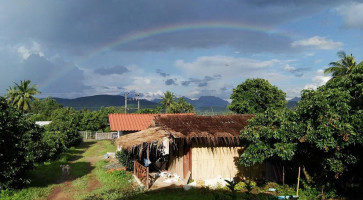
[52,95,229,111]
[52,94,300,112]
[53,95,158,110]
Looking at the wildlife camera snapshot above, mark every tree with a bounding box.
[169,98,194,113]
[6,80,40,113]
[159,91,194,113]
[160,91,176,113]
[30,97,63,121]
[47,107,82,148]
[135,107,161,114]
[324,51,358,77]
[239,60,363,196]
[228,78,287,114]
[0,97,45,189]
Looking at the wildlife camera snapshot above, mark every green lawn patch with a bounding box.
[83,140,116,157]
[75,160,134,200]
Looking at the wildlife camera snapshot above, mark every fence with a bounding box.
[134,160,149,189]
[80,131,117,140]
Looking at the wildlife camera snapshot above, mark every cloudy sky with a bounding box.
[1,0,362,100]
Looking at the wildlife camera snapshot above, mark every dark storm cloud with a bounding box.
[165,79,177,86]
[94,65,129,75]
[4,54,90,97]
[182,75,221,87]
[156,69,170,77]
[0,0,347,53]
[285,67,311,77]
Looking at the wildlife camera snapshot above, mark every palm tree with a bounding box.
[324,51,356,77]
[160,91,176,113]
[6,80,40,113]
[176,97,194,113]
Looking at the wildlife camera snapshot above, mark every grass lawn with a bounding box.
[0,140,129,200]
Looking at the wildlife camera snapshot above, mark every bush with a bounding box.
[116,150,134,171]
[41,131,68,161]
[234,182,246,191]
[47,108,83,148]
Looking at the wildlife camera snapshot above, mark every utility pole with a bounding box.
[137,93,140,111]
[124,93,128,113]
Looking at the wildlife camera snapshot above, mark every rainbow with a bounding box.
[39,21,296,91]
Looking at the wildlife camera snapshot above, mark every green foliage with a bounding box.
[225,179,238,193]
[160,91,194,113]
[244,180,256,194]
[6,80,40,113]
[0,97,45,189]
[228,78,287,114]
[40,130,68,160]
[46,107,82,148]
[324,51,360,77]
[79,106,124,132]
[240,108,300,166]
[234,181,246,191]
[239,54,363,195]
[135,107,161,114]
[29,97,63,121]
[116,150,134,171]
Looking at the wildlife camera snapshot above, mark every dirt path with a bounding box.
[47,182,72,200]
[47,141,105,200]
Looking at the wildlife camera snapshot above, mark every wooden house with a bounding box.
[116,114,268,185]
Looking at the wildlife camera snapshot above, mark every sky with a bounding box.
[1,0,363,100]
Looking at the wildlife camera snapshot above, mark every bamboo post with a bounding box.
[282,164,285,185]
[296,166,301,197]
[134,160,136,175]
[146,144,150,189]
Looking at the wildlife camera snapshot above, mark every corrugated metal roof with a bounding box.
[108,113,194,131]
[35,121,52,126]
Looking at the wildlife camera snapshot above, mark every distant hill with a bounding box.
[287,97,301,109]
[53,95,158,110]
[53,94,299,112]
[152,96,229,109]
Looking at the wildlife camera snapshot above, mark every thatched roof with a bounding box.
[116,114,254,151]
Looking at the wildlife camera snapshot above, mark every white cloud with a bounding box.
[144,78,151,84]
[314,59,323,64]
[304,69,331,90]
[284,64,295,71]
[337,2,363,29]
[174,55,293,99]
[175,55,280,78]
[143,90,164,100]
[17,42,44,60]
[291,36,343,50]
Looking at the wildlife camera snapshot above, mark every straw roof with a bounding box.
[116,114,254,151]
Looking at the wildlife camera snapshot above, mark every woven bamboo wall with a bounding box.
[168,145,184,177]
[191,146,265,180]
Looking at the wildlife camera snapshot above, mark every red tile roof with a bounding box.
[108,113,194,131]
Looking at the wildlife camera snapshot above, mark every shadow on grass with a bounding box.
[27,161,94,187]
[78,141,97,150]
[125,187,275,200]
[26,141,97,188]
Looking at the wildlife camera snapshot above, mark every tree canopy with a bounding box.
[324,51,362,77]
[30,97,63,121]
[228,78,287,114]
[0,97,45,189]
[160,91,194,113]
[239,52,363,195]
[6,80,40,113]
